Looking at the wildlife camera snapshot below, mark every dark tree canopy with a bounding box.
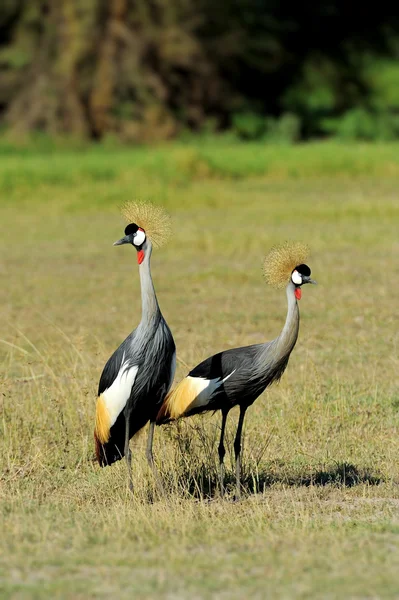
[0,0,398,141]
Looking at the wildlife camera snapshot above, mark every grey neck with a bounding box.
[258,280,300,365]
[138,239,160,325]
[274,281,300,357]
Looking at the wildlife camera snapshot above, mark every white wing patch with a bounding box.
[159,368,237,420]
[187,369,236,411]
[101,361,138,427]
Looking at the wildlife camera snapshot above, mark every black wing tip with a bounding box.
[156,416,173,425]
[155,401,170,425]
[155,414,171,425]
[94,433,124,467]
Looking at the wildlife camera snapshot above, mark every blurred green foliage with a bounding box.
[322,109,399,141]
[1,1,399,142]
[232,112,266,140]
[231,112,301,143]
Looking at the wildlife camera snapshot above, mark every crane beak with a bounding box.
[113,235,130,246]
[303,276,317,285]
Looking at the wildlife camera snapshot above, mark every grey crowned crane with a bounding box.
[157,242,316,498]
[94,202,176,491]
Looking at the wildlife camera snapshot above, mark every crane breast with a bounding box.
[95,362,138,443]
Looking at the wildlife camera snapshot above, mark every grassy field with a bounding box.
[0,140,398,598]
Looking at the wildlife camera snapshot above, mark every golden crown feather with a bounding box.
[120,201,172,248]
[263,241,310,288]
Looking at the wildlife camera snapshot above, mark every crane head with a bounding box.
[263,242,316,298]
[291,264,316,299]
[113,223,147,264]
[120,201,172,248]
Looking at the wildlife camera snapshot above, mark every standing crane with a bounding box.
[94,202,176,491]
[157,242,316,498]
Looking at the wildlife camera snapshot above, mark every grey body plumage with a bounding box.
[157,264,315,497]
[186,282,299,414]
[95,229,175,491]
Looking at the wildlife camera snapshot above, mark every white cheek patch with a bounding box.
[291,270,302,285]
[134,229,146,246]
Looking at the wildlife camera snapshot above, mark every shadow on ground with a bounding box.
[174,462,383,499]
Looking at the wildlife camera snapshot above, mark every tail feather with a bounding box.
[94,410,151,467]
[94,410,126,467]
[156,392,173,424]
[156,385,186,424]
[94,432,125,467]
[156,376,208,424]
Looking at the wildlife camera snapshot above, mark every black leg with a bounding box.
[146,420,156,470]
[146,421,164,495]
[218,409,229,497]
[124,413,133,492]
[233,405,247,500]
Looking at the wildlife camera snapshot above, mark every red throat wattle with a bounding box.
[137,250,145,264]
[295,288,302,300]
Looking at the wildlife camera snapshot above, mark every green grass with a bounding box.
[1,140,398,598]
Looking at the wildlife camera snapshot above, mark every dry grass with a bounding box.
[0,141,398,598]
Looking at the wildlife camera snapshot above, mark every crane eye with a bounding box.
[124,223,138,236]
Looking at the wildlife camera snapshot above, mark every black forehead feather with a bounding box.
[295,264,311,276]
[124,223,139,235]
